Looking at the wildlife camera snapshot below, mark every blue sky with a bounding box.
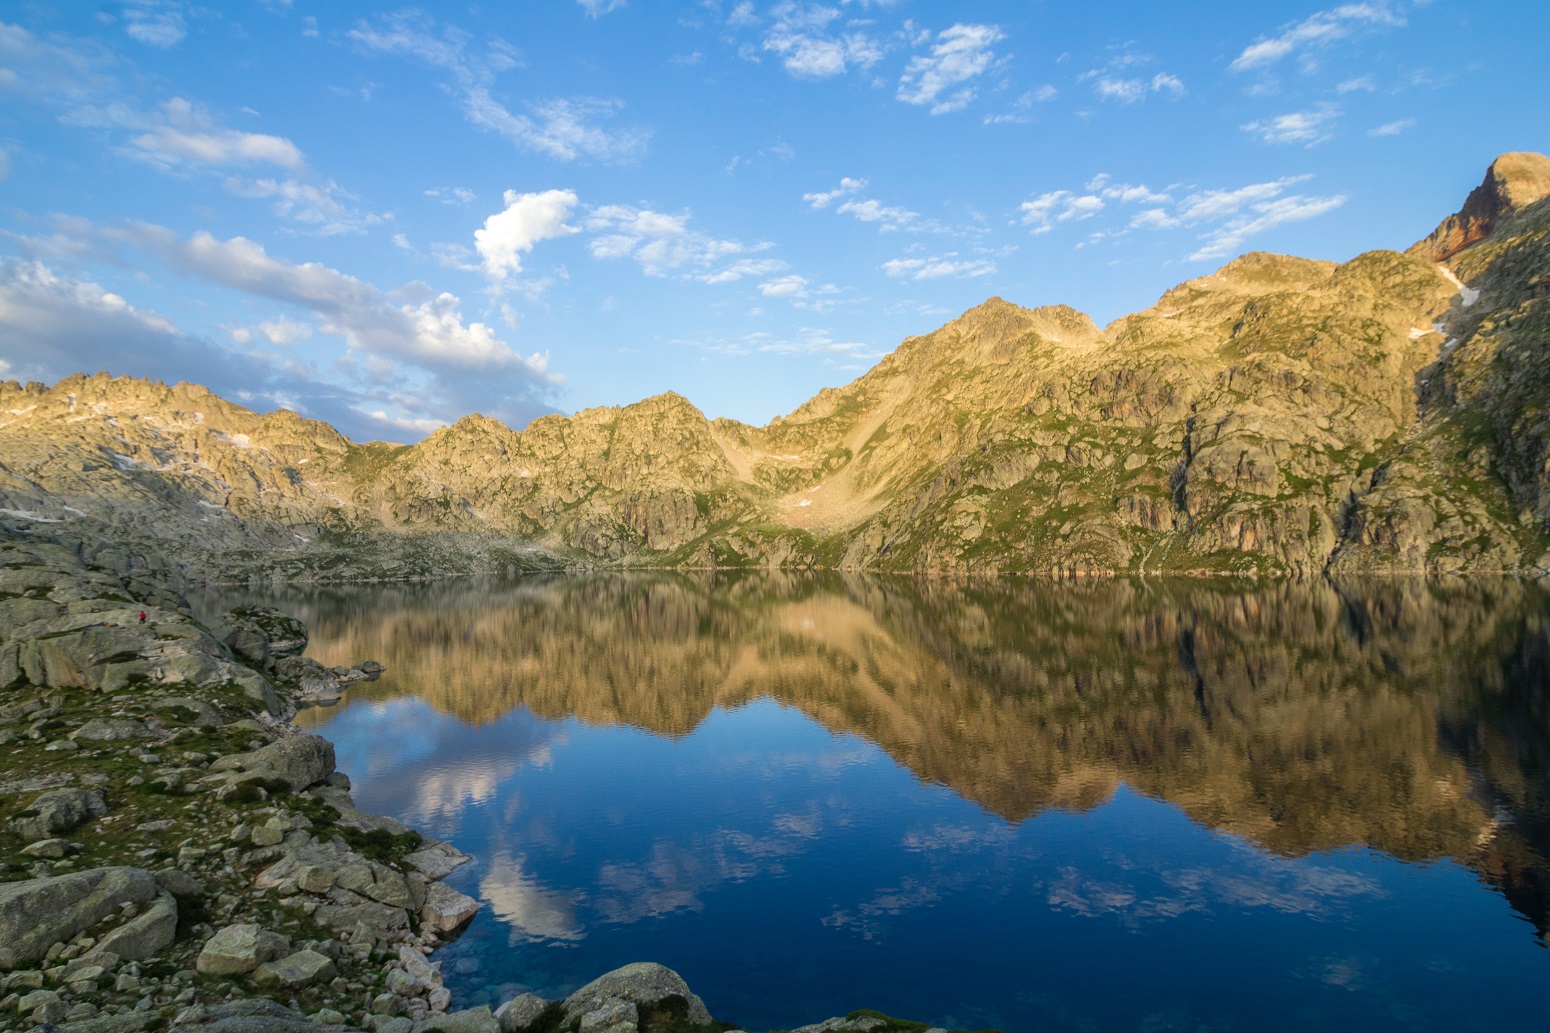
[0,1,1544,442]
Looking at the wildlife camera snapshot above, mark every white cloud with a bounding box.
[426,187,478,204]
[1368,117,1415,137]
[577,0,626,16]
[803,177,866,209]
[584,204,772,281]
[1020,170,1345,263]
[836,198,918,230]
[1094,71,1187,104]
[1242,103,1340,145]
[882,254,995,280]
[123,1,187,48]
[1186,193,1347,261]
[1019,191,1105,233]
[222,177,385,235]
[126,97,303,170]
[897,23,1004,114]
[349,12,647,162]
[757,327,874,356]
[698,258,787,284]
[762,3,885,78]
[759,274,809,297]
[258,315,313,345]
[475,189,580,284]
[1231,3,1404,72]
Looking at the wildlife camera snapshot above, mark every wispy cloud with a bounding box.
[897,23,1004,114]
[1231,3,1405,72]
[762,3,885,78]
[1021,171,1345,263]
[122,1,188,49]
[1093,71,1186,104]
[1368,117,1415,137]
[577,0,626,17]
[349,11,648,162]
[882,254,995,280]
[1242,103,1340,145]
[584,204,777,282]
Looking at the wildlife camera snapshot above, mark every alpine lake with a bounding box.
[197,573,1550,1033]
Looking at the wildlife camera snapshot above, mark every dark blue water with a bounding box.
[261,575,1550,1032]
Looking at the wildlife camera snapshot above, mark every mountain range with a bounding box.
[4,152,1550,579]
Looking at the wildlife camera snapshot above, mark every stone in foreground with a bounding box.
[561,962,713,1033]
[253,948,339,989]
[197,923,292,975]
[0,866,162,967]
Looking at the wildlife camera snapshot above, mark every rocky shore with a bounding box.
[0,537,973,1033]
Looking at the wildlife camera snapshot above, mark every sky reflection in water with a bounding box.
[266,574,1550,1032]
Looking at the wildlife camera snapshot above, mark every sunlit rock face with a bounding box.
[7,153,1550,575]
[272,571,1550,939]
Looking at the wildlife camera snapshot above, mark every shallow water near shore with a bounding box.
[202,573,1550,1032]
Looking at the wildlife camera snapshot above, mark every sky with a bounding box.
[0,1,1545,443]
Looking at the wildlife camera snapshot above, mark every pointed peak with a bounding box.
[1408,151,1550,262]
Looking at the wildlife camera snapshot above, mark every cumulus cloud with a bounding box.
[349,12,647,163]
[881,254,995,280]
[1242,103,1340,145]
[577,0,626,16]
[758,274,808,298]
[475,189,580,284]
[762,3,885,78]
[897,23,1004,114]
[1231,3,1405,72]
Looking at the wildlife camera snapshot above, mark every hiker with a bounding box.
[139,611,146,624]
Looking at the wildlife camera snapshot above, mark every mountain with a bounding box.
[5,152,1550,578]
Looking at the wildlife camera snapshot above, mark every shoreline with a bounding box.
[0,535,983,1033]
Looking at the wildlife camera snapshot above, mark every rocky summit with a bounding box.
[5,152,1550,579]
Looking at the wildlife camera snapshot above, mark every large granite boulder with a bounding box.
[196,923,291,975]
[561,963,713,1033]
[94,892,178,960]
[209,733,335,791]
[0,867,164,967]
[9,787,107,840]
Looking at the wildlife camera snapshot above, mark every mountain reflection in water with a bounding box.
[213,573,1550,1032]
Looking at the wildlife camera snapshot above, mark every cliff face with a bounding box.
[5,153,1550,577]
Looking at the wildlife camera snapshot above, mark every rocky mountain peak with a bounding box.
[1408,151,1550,262]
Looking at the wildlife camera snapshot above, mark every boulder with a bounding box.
[0,867,161,967]
[417,1007,501,1033]
[196,923,291,975]
[335,860,415,909]
[209,733,335,791]
[254,948,338,989]
[70,718,154,742]
[420,881,480,936]
[561,963,713,1033]
[404,841,472,880]
[94,892,178,960]
[10,787,107,840]
[225,607,310,663]
[496,993,551,1033]
[168,998,359,1032]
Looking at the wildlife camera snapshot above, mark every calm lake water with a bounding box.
[208,574,1550,1032]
